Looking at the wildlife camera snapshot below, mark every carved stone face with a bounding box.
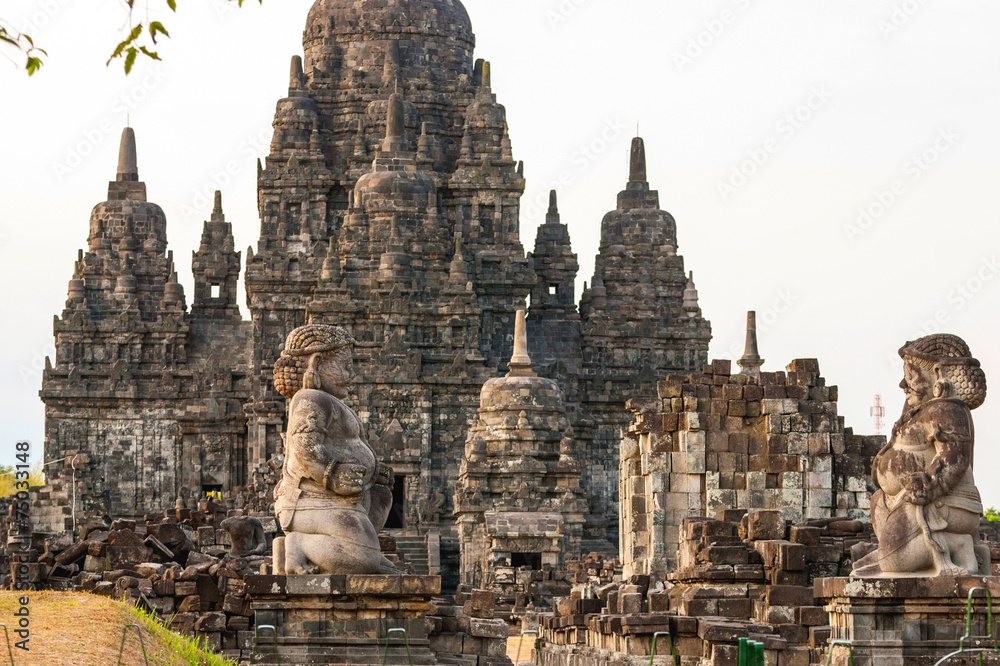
[317,347,356,399]
[900,358,935,408]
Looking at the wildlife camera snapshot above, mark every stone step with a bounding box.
[394,535,430,575]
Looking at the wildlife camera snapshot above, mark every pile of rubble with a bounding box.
[2,501,274,654]
[488,553,621,620]
[428,588,513,666]
[538,509,874,666]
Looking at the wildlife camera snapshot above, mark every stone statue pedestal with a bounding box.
[245,574,442,665]
[817,577,1000,666]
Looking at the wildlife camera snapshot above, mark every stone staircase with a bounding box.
[394,533,430,575]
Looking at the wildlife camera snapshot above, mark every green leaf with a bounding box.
[139,46,161,61]
[26,56,42,76]
[124,46,138,74]
[149,21,169,44]
[107,24,143,65]
[166,0,177,9]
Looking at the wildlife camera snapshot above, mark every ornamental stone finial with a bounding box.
[117,128,138,182]
[507,310,535,377]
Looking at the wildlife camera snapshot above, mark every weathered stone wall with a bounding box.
[621,359,882,576]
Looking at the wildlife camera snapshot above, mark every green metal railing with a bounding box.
[739,637,765,666]
[115,623,150,666]
[516,629,539,665]
[250,624,280,665]
[933,588,1000,666]
[824,639,855,666]
[250,624,281,666]
[0,624,14,666]
[380,627,414,666]
[649,631,677,666]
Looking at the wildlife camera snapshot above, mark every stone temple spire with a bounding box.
[682,272,701,317]
[737,311,765,377]
[628,136,647,185]
[109,127,146,201]
[382,92,407,154]
[117,127,139,182]
[191,190,242,320]
[211,190,225,221]
[507,310,536,377]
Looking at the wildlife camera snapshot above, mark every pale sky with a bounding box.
[3,0,1000,505]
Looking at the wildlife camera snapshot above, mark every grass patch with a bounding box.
[128,604,237,666]
[0,591,237,665]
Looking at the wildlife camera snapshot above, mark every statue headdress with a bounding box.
[273,324,355,398]
[899,334,987,410]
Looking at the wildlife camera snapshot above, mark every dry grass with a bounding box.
[0,591,231,665]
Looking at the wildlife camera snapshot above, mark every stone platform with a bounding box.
[817,577,1000,666]
[243,574,442,666]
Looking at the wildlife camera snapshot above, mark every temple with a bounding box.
[40,0,714,587]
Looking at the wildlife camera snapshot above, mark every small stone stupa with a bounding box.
[455,310,587,589]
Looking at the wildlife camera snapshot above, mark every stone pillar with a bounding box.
[246,574,441,665]
[817,577,1000,666]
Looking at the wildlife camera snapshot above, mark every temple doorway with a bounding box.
[385,474,406,529]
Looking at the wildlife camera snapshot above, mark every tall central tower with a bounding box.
[244,0,534,571]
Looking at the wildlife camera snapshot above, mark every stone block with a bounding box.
[243,575,286,595]
[346,574,402,595]
[765,586,815,607]
[177,595,201,613]
[468,589,495,618]
[194,612,227,633]
[469,618,508,639]
[747,510,786,541]
[134,562,165,579]
[778,647,810,666]
[285,575,347,596]
[698,620,747,642]
[788,526,821,547]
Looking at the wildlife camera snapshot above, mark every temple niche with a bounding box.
[455,312,586,596]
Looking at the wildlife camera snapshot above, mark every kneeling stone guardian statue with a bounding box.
[270,324,399,575]
[854,334,989,577]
